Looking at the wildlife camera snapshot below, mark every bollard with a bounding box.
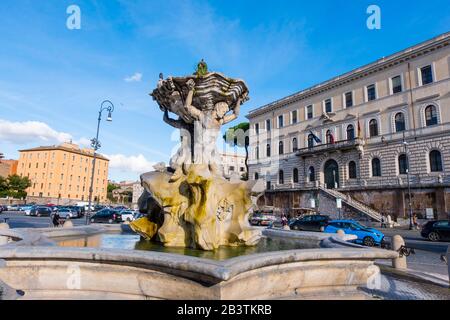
[391,235,407,269]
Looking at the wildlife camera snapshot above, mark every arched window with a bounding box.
[398,154,408,175]
[308,167,315,182]
[293,168,299,183]
[395,113,406,132]
[372,158,381,177]
[254,172,259,180]
[266,144,271,157]
[279,170,284,184]
[292,138,298,152]
[347,124,355,140]
[279,141,284,155]
[348,161,357,179]
[429,150,443,172]
[425,105,438,126]
[308,134,315,149]
[369,119,378,137]
[326,130,334,144]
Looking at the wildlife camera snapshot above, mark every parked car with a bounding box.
[250,214,277,226]
[90,209,122,224]
[324,220,385,247]
[420,220,450,242]
[289,215,330,232]
[0,205,8,213]
[22,205,36,216]
[57,208,76,220]
[30,206,53,217]
[64,206,84,218]
[119,210,136,222]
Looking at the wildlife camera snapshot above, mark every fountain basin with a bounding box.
[0,225,398,300]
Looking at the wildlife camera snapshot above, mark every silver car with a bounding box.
[57,208,76,219]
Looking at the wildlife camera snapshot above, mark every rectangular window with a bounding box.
[255,123,259,135]
[324,99,332,113]
[306,105,313,120]
[266,119,271,131]
[345,92,353,108]
[367,84,376,101]
[391,75,402,94]
[420,65,433,85]
[291,110,298,124]
[278,115,284,128]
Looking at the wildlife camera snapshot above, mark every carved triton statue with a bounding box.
[130,61,261,251]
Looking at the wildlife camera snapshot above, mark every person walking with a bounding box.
[52,210,61,228]
[381,214,386,228]
[412,213,419,230]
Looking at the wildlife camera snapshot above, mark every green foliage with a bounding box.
[195,59,208,77]
[222,122,250,181]
[0,174,31,199]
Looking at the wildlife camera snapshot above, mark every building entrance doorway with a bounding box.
[324,159,339,189]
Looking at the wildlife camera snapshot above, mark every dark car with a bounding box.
[90,209,122,224]
[0,205,8,213]
[30,207,53,217]
[289,215,330,232]
[421,220,450,242]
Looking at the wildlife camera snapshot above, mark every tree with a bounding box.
[107,183,120,202]
[5,174,31,199]
[0,176,8,198]
[223,122,250,180]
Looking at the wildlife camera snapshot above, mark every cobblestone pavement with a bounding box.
[361,274,450,300]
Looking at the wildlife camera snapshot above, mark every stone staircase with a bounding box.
[319,186,382,222]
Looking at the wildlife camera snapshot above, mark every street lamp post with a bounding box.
[403,138,413,230]
[86,100,114,225]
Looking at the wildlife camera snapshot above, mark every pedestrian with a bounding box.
[380,214,386,228]
[413,213,419,230]
[281,214,290,230]
[52,211,61,228]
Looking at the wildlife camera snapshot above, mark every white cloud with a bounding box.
[0,119,91,148]
[106,153,155,174]
[0,119,73,144]
[124,72,143,82]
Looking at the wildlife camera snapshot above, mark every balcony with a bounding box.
[296,138,364,158]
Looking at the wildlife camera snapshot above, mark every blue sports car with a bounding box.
[324,219,385,247]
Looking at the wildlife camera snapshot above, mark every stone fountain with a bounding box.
[130,60,263,250]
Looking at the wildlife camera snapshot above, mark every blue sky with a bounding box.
[0,0,449,181]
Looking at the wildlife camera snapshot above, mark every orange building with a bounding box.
[16,142,109,203]
[0,159,18,178]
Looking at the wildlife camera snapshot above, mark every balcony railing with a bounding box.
[296,138,363,157]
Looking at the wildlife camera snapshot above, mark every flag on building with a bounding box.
[309,131,322,143]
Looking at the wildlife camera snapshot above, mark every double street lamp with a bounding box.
[86,100,114,225]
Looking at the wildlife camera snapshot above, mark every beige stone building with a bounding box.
[220,152,247,178]
[17,142,109,204]
[247,32,450,221]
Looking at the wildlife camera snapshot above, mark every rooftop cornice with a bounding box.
[18,146,109,161]
[247,32,450,119]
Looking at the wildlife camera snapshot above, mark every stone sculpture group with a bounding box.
[130,61,262,250]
